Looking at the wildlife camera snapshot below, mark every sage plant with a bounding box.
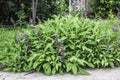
[23,33,29,42]
[54,34,66,62]
[16,33,21,44]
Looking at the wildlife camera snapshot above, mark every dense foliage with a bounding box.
[90,0,120,18]
[0,15,120,75]
[0,0,30,26]
[1,0,120,26]
[0,0,67,26]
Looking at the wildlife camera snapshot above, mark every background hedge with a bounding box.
[89,0,120,18]
[0,0,120,26]
[0,0,67,26]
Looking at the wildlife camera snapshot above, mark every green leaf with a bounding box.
[44,43,54,52]
[59,68,64,75]
[43,63,51,75]
[70,34,76,39]
[82,46,92,52]
[13,68,17,72]
[66,62,72,72]
[77,59,86,66]
[55,62,61,71]
[59,27,67,36]
[70,56,77,62]
[85,40,97,45]
[109,62,114,68]
[72,65,77,75]
[52,67,56,75]
[28,53,39,61]
[69,44,75,50]
[79,68,90,75]
[102,60,105,66]
[60,37,67,41]
[3,68,11,72]
[51,55,55,60]
[33,61,40,69]
[86,62,95,68]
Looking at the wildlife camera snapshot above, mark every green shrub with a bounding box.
[0,0,67,26]
[0,28,16,52]
[38,0,67,21]
[0,15,120,75]
[89,0,120,18]
[0,0,30,26]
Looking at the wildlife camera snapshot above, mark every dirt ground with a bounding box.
[0,67,120,80]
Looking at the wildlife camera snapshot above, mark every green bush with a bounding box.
[0,0,30,26]
[38,0,67,21]
[0,0,67,26]
[0,15,120,75]
[89,0,120,18]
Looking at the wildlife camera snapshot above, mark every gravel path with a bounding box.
[0,67,120,80]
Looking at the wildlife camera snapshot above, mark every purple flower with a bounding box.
[112,26,118,32]
[117,12,120,20]
[54,34,59,40]
[106,44,111,51]
[60,43,64,52]
[23,33,29,41]
[54,34,60,53]
[118,15,120,20]
[59,55,66,62]
[17,33,21,44]
[54,34,66,62]
[27,44,32,51]
[61,43,64,47]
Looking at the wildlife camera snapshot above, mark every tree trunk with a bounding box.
[32,0,35,25]
[32,0,38,26]
[84,0,89,18]
[69,0,72,14]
